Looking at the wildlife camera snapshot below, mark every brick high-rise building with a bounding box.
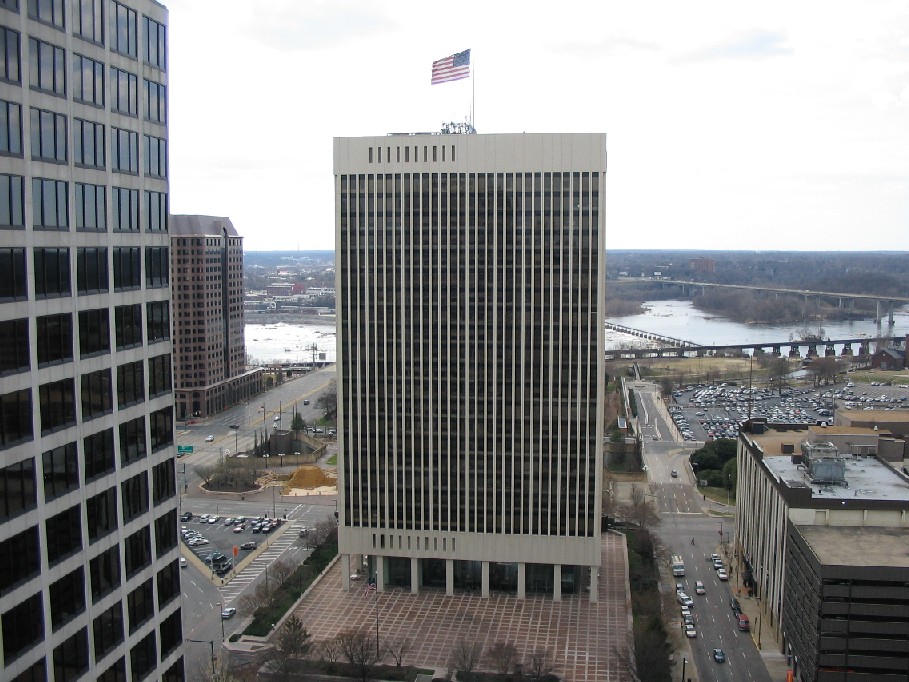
[0,1,183,679]
[169,215,261,419]
[335,132,606,600]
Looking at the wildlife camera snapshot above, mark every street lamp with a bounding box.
[186,638,216,677]
[217,603,225,641]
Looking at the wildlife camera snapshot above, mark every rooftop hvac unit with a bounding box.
[801,441,846,485]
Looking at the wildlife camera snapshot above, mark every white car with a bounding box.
[685,625,697,638]
[179,557,187,568]
[221,607,236,619]
[717,569,728,581]
[695,581,706,595]
[205,435,214,442]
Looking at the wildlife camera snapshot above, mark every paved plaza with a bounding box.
[291,532,632,682]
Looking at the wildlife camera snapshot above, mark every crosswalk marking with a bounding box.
[219,522,303,604]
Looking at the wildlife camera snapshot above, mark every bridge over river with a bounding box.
[605,323,905,361]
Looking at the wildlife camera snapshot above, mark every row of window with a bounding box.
[0,247,170,300]
[0,423,174,526]
[2,559,180,676]
[1,353,170,437]
[2,0,166,71]
[0,31,167,117]
[0,301,168,378]
[1,99,168,176]
[0,375,172,449]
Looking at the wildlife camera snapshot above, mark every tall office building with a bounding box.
[0,1,183,679]
[169,215,261,419]
[335,133,606,601]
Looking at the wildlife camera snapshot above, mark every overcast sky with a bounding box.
[166,0,909,252]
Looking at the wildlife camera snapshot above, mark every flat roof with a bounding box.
[750,428,909,503]
[796,525,909,567]
[839,409,909,423]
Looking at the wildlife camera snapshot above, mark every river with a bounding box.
[607,300,909,350]
[245,301,909,363]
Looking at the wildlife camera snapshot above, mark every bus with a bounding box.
[671,555,685,577]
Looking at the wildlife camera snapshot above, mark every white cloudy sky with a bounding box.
[166,0,909,252]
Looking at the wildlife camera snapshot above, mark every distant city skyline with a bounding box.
[167,1,909,252]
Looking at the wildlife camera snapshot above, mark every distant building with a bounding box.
[736,421,909,658]
[834,409,909,444]
[266,283,294,297]
[170,216,262,418]
[870,347,906,371]
[335,132,606,600]
[688,257,716,273]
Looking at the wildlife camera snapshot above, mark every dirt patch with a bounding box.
[283,465,337,495]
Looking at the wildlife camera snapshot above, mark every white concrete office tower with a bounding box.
[335,133,606,601]
[0,1,183,679]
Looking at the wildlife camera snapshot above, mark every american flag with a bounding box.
[364,582,376,598]
[431,49,471,85]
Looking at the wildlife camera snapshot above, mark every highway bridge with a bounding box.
[614,278,909,324]
[605,325,905,361]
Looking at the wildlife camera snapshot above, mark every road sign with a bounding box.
[177,445,193,454]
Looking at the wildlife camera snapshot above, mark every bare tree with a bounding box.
[484,641,519,676]
[624,484,661,528]
[385,638,412,667]
[270,559,294,585]
[336,628,381,682]
[197,654,243,682]
[195,464,215,483]
[525,648,559,681]
[308,518,338,547]
[238,583,270,616]
[316,380,337,419]
[318,638,343,666]
[448,639,484,682]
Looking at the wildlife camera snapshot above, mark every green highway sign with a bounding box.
[177,445,193,454]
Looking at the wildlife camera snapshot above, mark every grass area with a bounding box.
[622,528,671,682]
[847,370,909,385]
[244,534,338,637]
[639,356,755,380]
[325,453,337,466]
[699,486,735,506]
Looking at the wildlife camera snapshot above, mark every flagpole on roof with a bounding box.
[471,55,475,132]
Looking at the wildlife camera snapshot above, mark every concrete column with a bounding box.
[342,554,351,592]
[876,300,882,320]
[410,558,419,594]
[481,561,490,598]
[889,301,895,325]
[589,566,598,603]
[446,559,454,596]
[553,565,562,602]
[517,563,526,599]
[376,556,385,592]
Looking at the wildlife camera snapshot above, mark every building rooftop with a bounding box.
[170,214,239,237]
[838,409,909,423]
[750,427,909,503]
[797,525,909,567]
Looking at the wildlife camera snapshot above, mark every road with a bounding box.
[178,366,338,674]
[636,384,772,682]
[175,366,337,495]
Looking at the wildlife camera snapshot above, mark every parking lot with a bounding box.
[180,512,289,575]
[667,380,909,443]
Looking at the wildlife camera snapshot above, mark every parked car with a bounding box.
[240,541,257,550]
[205,435,214,442]
[180,512,193,522]
[221,608,236,619]
[303,400,310,405]
[716,569,728,581]
[730,597,742,615]
[685,625,697,638]
[671,470,678,478]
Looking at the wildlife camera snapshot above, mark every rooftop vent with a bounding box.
[801,441,846,486]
